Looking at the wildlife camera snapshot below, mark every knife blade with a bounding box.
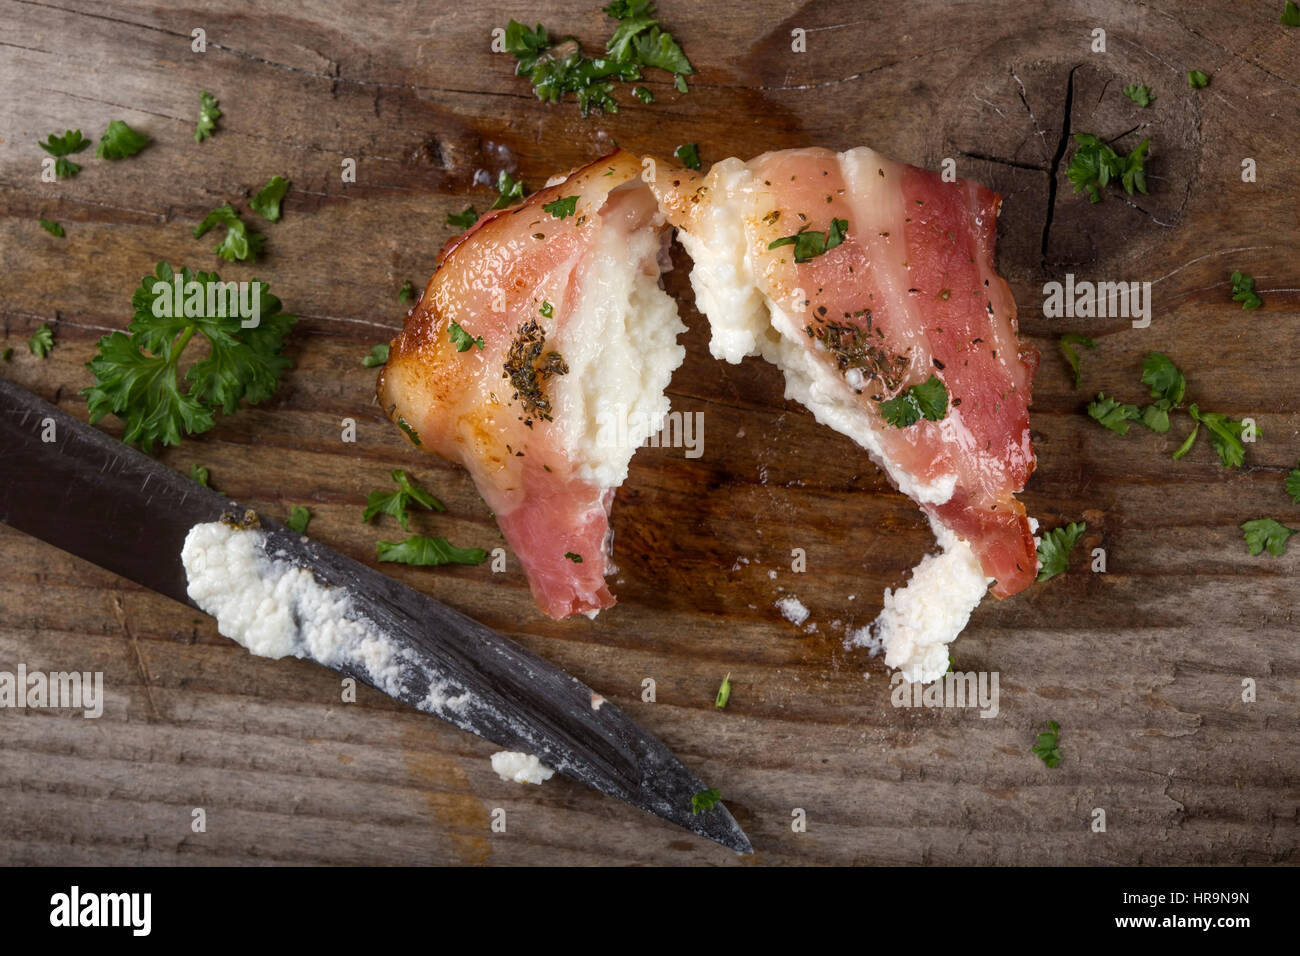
[0,376,752,854]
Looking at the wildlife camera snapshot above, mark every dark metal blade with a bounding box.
[0,377,751,854]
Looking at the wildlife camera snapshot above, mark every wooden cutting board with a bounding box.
[1,0,1296,865]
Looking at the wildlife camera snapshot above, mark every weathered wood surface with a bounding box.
[1,0,1297,865]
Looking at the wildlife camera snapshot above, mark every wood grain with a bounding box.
[0,0,1297,865]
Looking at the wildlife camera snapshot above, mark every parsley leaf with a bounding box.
[38,129,91,179]
[1241,518,1295,556]
[362,343,389,367]
[363,469,445,531]
[1059,333,1096,389]
[1,348,12,362]
[38,218,64,237]
[1087,393,1141,434]
[1188,69,1210,89]
[1141,352,1187,407]
[715,672,732,708]
[1230,270,1262,310]
[377,535,487,567]
[1188,404,1248,468]
[1067,133,1149,202]
[1122,83,1156,107]
[674,142,701,170]
[83,262,295,451]
[398,280,414,304]
[195,91,221,142]
[448,321,485,352]
[286,505,312,534]
[446,206,478,229]
[767,217,849,263]
[690,787,721,814]
[249,175,290,223]
[96,120,149,159]
[1032,720,1062,768]
[564,551,583,563]
[491,170,525,209]
[189,464,213,488]
[542,195,578,218]
[1286,1,1300,26]
[28,323,54,358]
[632,85,654,103]
[879,374,948,428]
[193,204,266,262]
[539,300,554,318]
[1285,461,1300,503]
[1036,522,1086,582]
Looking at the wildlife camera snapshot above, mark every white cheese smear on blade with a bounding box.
[180,519,472,717]
[490,751,555,785]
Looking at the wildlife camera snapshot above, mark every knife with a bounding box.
[0,376,752,854]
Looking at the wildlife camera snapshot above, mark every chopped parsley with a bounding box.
[398,280,415,304]
[1066,133,1149,203]
[1032,720,1062,768]
[249,175,290,222]
[1285,461,1300,503]
[1230,270,1262,310]
[491,170,525,210]
[504,2,694,116]
[96,120,149,159]
[1059,333,1096,389]
[446,206,479,229]
[363,469,446,531]
[1036,522,1086,582]
[286,505,312,534]
[38,218,64,237]
[38,129,90,178]
[715,672,732,708]
[193,204,266,262]
[362,343,389,367]
[879,374,948,428]
[542,195,579,218]
[189,464,213,488]
[767,217,849,263]
[83,262,295,451]
[539,300,554,318]
[1285,2,1300,26]
[195,91,221,142]
[448,321,485,352]
[1,348,12,362]
[564,551,583,563]
[1087,394,1141,434]
[674,142,701,170]
[690,787,721,814]
[27,323,54,359]
[1122,83,1156,107]
[377,535,487,567]
[1241,518,1295,556]
[397,416,421,445]
[1187,69,1210,89]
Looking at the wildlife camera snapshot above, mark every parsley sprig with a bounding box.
[1036,522,1086,582]
[1066,133,1149,203]
[377,535,487,566]
[362,469,445,531]
[83,262,295,451]
[38,129,90,179]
